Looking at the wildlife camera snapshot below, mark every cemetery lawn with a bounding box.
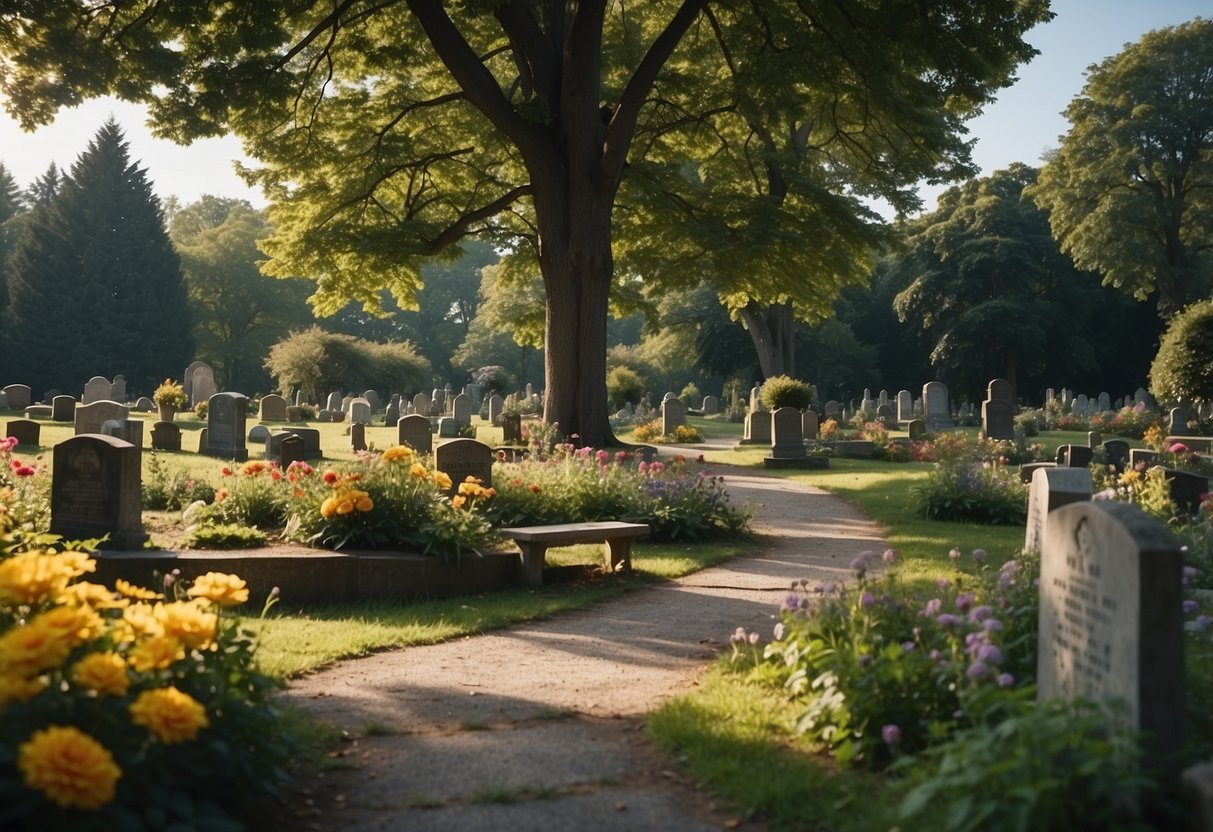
[246,540,746,679]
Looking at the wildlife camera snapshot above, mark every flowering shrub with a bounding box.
[630,420,704,444]
[0,437,49,532]
[819,419,843,440]
[1095,404,1158,440]
[197,460,293,530]
[141,452,215,511]
[914,455,1027,525]
[0,522,297,828]
[485,446,749,541]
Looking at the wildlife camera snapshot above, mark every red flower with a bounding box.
[221,467,233,477]
[322,471,339,485]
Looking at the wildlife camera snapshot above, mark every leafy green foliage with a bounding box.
[606,366,646,410]
[914,460,1028,526]
[759,376,815,411]
[1028,18,1213,315]
[1149,298,1213,403]
[182,522,268,550]
[263,326,430,401]
[141,453,215,512]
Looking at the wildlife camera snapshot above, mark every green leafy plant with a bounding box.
[1150,298,1213,404]
[606,366,646,410]
[759,375,815,411]
[913,450,1028,525]
[181,522,268,549]
[141,453,216,511]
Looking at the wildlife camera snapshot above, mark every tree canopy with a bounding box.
[1028,17,1213,317]
[1,1,1049,443]
[1149,298,1213,404]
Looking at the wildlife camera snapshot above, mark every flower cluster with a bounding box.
[0,527,294,827]
[0,437,50,531]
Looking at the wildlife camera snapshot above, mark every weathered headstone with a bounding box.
[110,375,127,403]
[1086,430,1102,448]
[661,397,687,435]
[802,409,819,440]
[432,388,446,414]
[326,391,343,412]
[82,376,112,405]
[452,393,473,426]
[875,403,896,427]
[50,434,147,549]
[488,394,504,425]
[350,422,368,452]
[259,394,288,422]
[347,397,372,425]
[51,395,76,422]
[907,419,927,441]
[191,366,217,407]
[896,390,913,423]
[437,417,460,438]
[248,425,271,444]
[435,438,493,492]
[923,381,950,432]
[201,392,248,461]
[74,401,130,436]
[182,360,208,400]
[741,409,772,445]
[277,434,306,468]
[1157,467,1209,515]
[501,413,523,444]
[398,414,433,454]
[1129,448,1159,470]
[1103,439,1130,473]
[6,419,40,446]
[362,390,381,413]
[133,396,155,413]
[1097,392,1111,412]
[412,392,431,418]
[702,395,719,415]
[101,418,143,450]
[1056,444,1094,469]
[1037,501,1184,782]
[286,405,305,422]
[384,401,400,427]
[150,421,181,451]
[768,407,805,459]
[2,384,30,411]
[1025,466,1092,553]
[1168,407,1189,435]
[824,400,841,419]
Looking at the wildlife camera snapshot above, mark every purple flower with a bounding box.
[977,644,1003,664]
[949,547,961,561]
[1183,566,1198,585]
[1196,615,1211,633]
[902,641,916,652]
[882,549,898,564]
[971,548,986,563]
[969,605,995,623]
[922,598,942,617]
[982,618,1004,632]
[782,593,801,611]
[881,724,902,746]
[929,649,942,662]
[936,613,963,629]
[996,672,1015,688]
[966,661,991,681]
[850,553,870,573]
[936,578,952,592]
[860,592,876,608]
[955,592,974,613]
[1183,600,1199,616]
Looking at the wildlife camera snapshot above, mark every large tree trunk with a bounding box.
[738,301,796,379]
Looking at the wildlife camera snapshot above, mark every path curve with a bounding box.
[270,465,885,831]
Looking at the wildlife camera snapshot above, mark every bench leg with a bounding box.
[516,542,547,586]
[604,538,634,574]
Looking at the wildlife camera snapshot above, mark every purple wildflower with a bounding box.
[850,553,870,573]
[971,548,986,563]
[982,618,1004,632]
[882,549,898,564]
[782,594,801,612]
[976,644,1003,664]
[1196,615,1211,633]
[966,661,990,681]
[1183,600,1199,616]
[1183,566,1198,585]
[969,605,995,623]
[922,598,942,617]
[955,592,974,613]
[860,592,876,608]
[996,673,1015,688]
[936,613,962,629]
[902,641,916,652]
[881,724,902,746]
[936,578,952,592]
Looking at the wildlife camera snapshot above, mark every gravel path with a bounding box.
[269,465,885,831]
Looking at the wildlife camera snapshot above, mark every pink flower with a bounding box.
[1170,443,1189,453]
[595,450,609,463]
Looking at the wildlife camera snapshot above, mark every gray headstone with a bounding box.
[452,393,473,427]
[824,400,841,419]
[907,419,926,441]
[133,396,155,413]
[202,392,248,462]
[191,366,216,407]
[702,395,719,415]
[501,413,522,444]
[286,405,305,422]
[2,384,30,411]
[182,360,209,399]
[1130,448,1159,469]
[50,434,147,549]
[347,397,372,425]
[398,414,433,454]
[1168,407,1189,435]
[150,421,182,451]
[1103,439,1130,472]
[802,409,819,440]
[6,419,40,447]
[1025,466,1092,553]
[412,393,431,418]
[74,400,130,436]
[435,438,493,492]
[1157,467,1209,515]
[1087,430,1102,449]
[896,390,913,423]
[1037,501,1184,783]
[82,376,112,405]
[1097,392,1111,412]
[0,391,8,409]
[350,422,368,451]
[437,417,460,438]
[276,434,306,468]
[101,418,143,449]
[248,425,271,443]
[769,407,805,458]
[109,375,126,403]
[1056,444,1094,468]
[265,428,321,462]
[661,397,687,435]
[987,377,1013,402]
[326,391,343,412]
[488,394,504,425]
[742,409,772,444]
[51,395,76,422]
[384,401,400,427]
[259,394,288,422]
[923,381,950,432]
[875,403,896,427]
[982,397,1015,440]
[362,390,381,413]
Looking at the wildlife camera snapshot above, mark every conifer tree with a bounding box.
[4,120,193,396]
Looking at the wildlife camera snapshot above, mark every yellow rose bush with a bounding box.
[0,508,299,830]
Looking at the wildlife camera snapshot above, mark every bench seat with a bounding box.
[498,521,650,586]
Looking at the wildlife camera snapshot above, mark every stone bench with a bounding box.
[498,521,650,586]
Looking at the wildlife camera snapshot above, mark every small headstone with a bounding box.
[1157,467,1209,515]
[802,410,819,440]
[259,394,288,421]
[501,414,523,444]
[110,375,127,403]
[824,400,842,419]
[347,397,372,425]
[201,392,249,462]
[907,419,926,441]
[741,409,772,444]
[277,434,306,468]
[1102,440,1130,473]
[1055,444,1094,469]
[50,434,147,549]
[435,438,493,492]
[197,427,208,453]
[182,360,209,400]
[326,391,342,412]
[1129,448,1159,469]
[102,418,143,449]
[2,384,30,411]
[661,397,687,435]
[896,390,913,423]
[769,408,805,459]
[133,396,154,413]
[248,425,271,443]
[316,409,333,423]
[923,381,950,432]
[294,390,304,407]
[437,417,460,438]
[412,392,431,417]
[1025,466,1092,553]
[82,376,112,405]
[1037,501,1184,784]
[1134,387,1149,407]
[488,394,504,425]
[875,403,895,427]
[982,378,1015,440]
[398,414,433,454]
[286,405,305,422]
[51,395,76,422]
[6,419,40,446]
[1097,392,1111,412]
[1168,407,1189,435]
[149,421,181,451]
[384,401,400,427]
[1086,430,1102,448]
[190,365,216,407]
[452,393,473,426]
[362,390,381,412]
[330,410,346,423]
[74,401,130,436]
[40,388,60,405]
[702,395,719,415]
[432,388,446,414]
[350,422,367,451]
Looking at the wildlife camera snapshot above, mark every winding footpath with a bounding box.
[269,464,885,831]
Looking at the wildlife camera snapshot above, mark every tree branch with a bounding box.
[424,185,534,254]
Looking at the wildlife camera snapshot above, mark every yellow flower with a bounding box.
[433,471,452,490]
[1118,470,1142,487]
[154,601,217,650]
[186,572,250,608]
[34,604,105,648]
[0,551,90,606]
[123,602,166,639]
[56,550,98,578]
[451,495,466,509]
[72,652,131,697]
[320,496,340,518]
[336,499,354,515]
[355,496,374,512]
[410,463,428,479]
[0,619,74,676]
[114,579,161,601]
[129,687,209,744]
[18,725,121,810]
[0,674,47,709]
[128,635,185,672]
[58,581,128,610]
[382,445,414,463]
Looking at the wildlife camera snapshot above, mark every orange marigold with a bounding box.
[18,726,121,809]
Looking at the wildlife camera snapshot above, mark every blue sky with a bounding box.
[0,1,1206,214]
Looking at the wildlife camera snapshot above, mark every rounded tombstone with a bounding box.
[248,425,271,443]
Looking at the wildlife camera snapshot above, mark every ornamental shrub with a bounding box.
[0,437,50,532]
[1150,298,1213,404]
[759,375,815,411]
[607,366,646,410]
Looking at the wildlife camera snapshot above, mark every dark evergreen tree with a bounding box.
[23,163,61,209]
[0,161,22,311]
[5,120,192,397]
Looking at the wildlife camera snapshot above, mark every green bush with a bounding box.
[1150,298,1213,403]
[182,522,268,549]
[607,366,646,410]
[265,325,431,398]
[759,375,815,411]
[141,453,216,511]
[913,451,1028,525]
